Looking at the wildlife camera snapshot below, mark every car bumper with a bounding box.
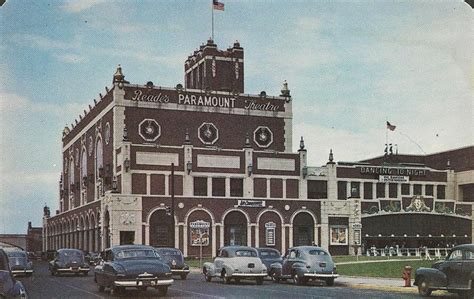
[171,269,190,274]
[57,267,90,273]
[303,273,339,278]
[114,278,174,287]
[11,269,34,275]
[232,273,267,277]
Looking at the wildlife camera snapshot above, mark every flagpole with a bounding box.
[211,1,214,40]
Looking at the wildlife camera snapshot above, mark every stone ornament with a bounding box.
[120,212,136,225]
[253,126,273,148]
[198,122,219,145]
[139,119,161,142]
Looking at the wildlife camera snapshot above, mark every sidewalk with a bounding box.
[337,276,418,294]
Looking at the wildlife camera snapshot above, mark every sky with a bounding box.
[0,0,472,234]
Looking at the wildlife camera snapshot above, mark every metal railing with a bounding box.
[366,247,451,259]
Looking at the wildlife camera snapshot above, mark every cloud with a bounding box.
[60,0,107,13]
[57,53,86,64]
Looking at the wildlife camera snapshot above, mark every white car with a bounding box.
[203,246,267,285]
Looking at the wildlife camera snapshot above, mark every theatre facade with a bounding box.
[43,40,474,257]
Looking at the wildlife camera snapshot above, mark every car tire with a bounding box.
[417,277,432,297]
[235,278,241,284]
[180,274,187,280]
[110,286,123,296]
[98,285,105,292]
[292,272,306,286]
[256,277,263,285]
[271,272,280,283]
[326,278,335,286]
[158,286,168,296]
[205,273,212,282]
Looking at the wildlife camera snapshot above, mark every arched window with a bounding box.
[80,150,87,205]
[95,138,103,178]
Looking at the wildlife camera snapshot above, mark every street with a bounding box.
[17,262,422,299]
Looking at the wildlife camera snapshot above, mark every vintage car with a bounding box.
[155,248,190,280]
[49,248,90,276]
[85,252,101,266]
[202,246,267,285]
[270,246,338,286]
[0,249,28,298]
[414,244,474,297]
[256,248,283,276]
[94,245,173,296]
[4,249,33,277]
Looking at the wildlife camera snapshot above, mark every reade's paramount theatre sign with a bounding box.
[126,88,284,112]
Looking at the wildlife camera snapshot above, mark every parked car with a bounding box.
[85,252,101,266]
[93,245,173,296]
[49,249,90,276]
[4,249,33,277]
[270,246,338,286]
[414,244,474,297]
[256,248,283,277]
[155,248,190,280]
[0,248,28,298]
[202,246,267,285]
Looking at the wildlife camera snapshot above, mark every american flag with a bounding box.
[213,0,224,11]
[386,121,396,131]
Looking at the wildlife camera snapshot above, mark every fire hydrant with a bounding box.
[402,266,412,287]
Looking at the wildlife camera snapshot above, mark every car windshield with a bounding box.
[115,249,159,259]
[59,250,84,262]
[7,251,26,258]
[235,250,257,257]
[259,250,279,257]
[157,249,180,256]
[308,249,332,260]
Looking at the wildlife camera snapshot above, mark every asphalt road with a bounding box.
[18,261,421,299]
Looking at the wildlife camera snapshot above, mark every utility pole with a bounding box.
[171,163,175,247]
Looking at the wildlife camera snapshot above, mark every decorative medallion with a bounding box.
[119,212,136,225]
[253,126,273,148]
[104,122,111,145]
[139,119,161,142]
[198,122,219,145]
[88,136,94,156]
[405,196,431,212]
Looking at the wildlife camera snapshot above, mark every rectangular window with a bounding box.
[193,177,208,196]
[425,185,433,196]
[376,183,385,198]
[350,182,360,198]
[388,183,398,198]
[230,178,243,197]
[414,184,422,195]
[337,181,347,200]
[212,178,225,197]
[364,182,373,199]
[401,184,410,195]
[254,178,267,198]
[437,185,445,199]
[308,181,327,199]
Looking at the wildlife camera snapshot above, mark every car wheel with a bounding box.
[138,286,147,292]
[180,274,187,280]
[205,273,212,282]
[98,285,105,292]
[271,272,280,283]
[83,272,89,276]
[110,286,123,296]
[417,277,432,297]
[158,286,168,296]
[256,277,263,285]
[292,272,305,286]
[223,271,231,284]
[326,278,335,286]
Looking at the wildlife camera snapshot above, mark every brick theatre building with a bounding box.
[43,40,474,256]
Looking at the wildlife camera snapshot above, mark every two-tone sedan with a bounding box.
[94,245,173,296]
[270,246,338,286]
[4,249,33,277]
[155,248,190,280]
[49,249,90,276]
[203,246,267,285]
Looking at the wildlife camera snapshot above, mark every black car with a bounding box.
[94,245,173,296]
[4,249,33,277]
[270,246,338,286]
[49,249,90,276]
[0,248,28,298]
[85,252,101,266]
[414,244,474,297]
[256,248,283,277]
[155,248,190,280]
